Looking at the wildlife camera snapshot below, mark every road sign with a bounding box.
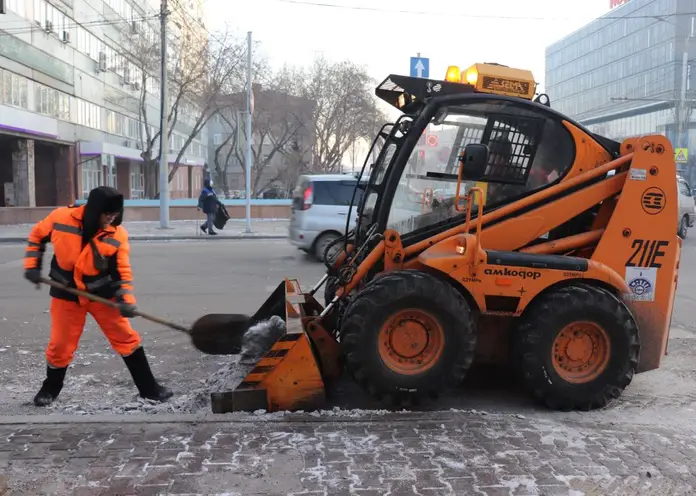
[410,56,430,78]
[675,148,689,163]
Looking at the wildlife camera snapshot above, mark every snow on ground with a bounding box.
[42,353,255,416]
[0,318,421,419]
[46,319,287,416]
[0,320,287,416]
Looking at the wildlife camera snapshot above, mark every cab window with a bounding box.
[386,99,576,236]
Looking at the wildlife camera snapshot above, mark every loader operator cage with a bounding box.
[351,96,577,245]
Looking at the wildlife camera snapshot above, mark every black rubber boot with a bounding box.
[123,347,173,402]
[33,366,67,407]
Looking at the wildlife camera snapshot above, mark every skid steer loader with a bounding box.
[208,62,681,415]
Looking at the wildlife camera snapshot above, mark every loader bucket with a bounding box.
[188,280,288,356]
[210,278,340,413]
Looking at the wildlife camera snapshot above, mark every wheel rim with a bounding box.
[551,321,611,384]
[378,309,445,375]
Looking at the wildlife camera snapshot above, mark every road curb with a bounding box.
[0,235,287,244]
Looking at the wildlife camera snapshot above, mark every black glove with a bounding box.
[119,303,138,318]
[24,268,41,284]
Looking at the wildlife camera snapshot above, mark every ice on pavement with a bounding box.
[38,319,285,416]
[3,318,419,418]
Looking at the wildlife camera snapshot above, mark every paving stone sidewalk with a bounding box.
[0,219,289,242]
[2,411,695,495]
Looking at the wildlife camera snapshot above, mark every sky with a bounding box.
[202,0,615,91]
[200,0,617,165]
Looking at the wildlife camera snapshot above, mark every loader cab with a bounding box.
[352,67,617,250]
[387,98,578,239]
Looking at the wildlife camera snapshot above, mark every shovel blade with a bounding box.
[189,313,252,355]
[189,281,289,356]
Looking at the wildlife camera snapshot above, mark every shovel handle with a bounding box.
[37,277,191,334]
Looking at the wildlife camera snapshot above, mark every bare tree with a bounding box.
[123,26,248,196]
[277,56,387,173]
[211,106,241,197]
[212,74,315,197]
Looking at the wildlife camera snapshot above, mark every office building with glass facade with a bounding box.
[545,0,696,181]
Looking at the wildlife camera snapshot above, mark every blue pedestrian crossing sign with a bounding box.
[410,56,429,78]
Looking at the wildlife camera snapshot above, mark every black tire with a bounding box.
[339,270,477,405]
[679,215,688,239]
[514,284,640,411]
[314,232,340,262]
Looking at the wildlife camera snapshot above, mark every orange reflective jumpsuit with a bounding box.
[24,204,141,368]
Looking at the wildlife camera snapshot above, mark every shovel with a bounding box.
[186,281,288,354]
[37,277,243,355]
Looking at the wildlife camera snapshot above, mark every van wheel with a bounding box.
[314,232,340,262]
[679,216,688,239]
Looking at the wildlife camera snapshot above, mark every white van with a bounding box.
[289,174,367,261]
[677,176,695,238]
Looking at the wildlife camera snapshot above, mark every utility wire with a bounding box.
[267,0,693,22]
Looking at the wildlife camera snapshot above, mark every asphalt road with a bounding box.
[1,237,696,424]
[0,239,327,416]
[2,238,696,495]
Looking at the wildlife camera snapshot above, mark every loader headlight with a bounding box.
[464,68,478,85]
[456,243,466,255]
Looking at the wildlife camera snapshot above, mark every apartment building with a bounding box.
[0,0,209,207]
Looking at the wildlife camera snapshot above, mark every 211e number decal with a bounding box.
[626,239,669,268]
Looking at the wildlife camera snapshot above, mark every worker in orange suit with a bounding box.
[23,186,173,407]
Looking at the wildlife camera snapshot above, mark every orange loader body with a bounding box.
[209,69,681,414]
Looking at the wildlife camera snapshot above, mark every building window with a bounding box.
[193,168,201,191]
[130,163,145,199]
[176,167,184,194]
[35,83,58,118]
[76,99,102,130]
[58,93,70,120]
[127,117,138,139]
[1,70,28,109]
[106,165,117,189]
[7,0,27,17]
[81,160,102,199]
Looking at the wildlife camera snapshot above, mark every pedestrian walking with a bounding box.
[197,179,218,235]
[23,186,173,407]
